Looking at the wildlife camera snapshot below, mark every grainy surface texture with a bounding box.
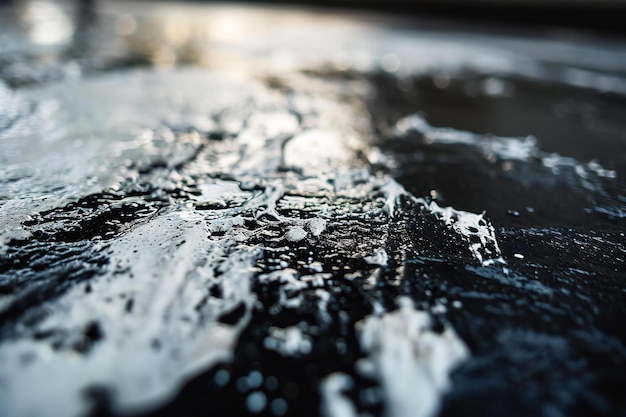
[0,2,625,417]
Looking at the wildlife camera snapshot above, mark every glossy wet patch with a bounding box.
[0,3,625,417]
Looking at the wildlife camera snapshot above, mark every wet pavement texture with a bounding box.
[0,2,625,417]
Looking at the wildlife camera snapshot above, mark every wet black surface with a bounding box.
[1,2,625,417]
[366,72,626,229]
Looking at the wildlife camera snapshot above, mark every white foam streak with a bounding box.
[394,114,537,161]
[428,201,504,266]
[320,373,358,417]
[378,179,504,266]
[356,298,469,417]
[0,211,260,416]
[394,113,617,193]
[264,326,312,357]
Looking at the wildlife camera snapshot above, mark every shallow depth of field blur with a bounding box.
[0,1,625,417]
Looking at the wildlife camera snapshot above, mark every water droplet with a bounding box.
[214,369,229,387]
[271,397,288,416]
[246,391,267,414]
[264,376,279,391]
[237,377,249,392]
[248,370,263,388]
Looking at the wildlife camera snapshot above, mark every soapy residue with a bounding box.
[356,297,469,417]
[393,113,617,193]
[1,5,624,417]
[264,325,313,357]
[0,68,492,417]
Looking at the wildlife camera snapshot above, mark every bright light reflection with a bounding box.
[22,0,74,45]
